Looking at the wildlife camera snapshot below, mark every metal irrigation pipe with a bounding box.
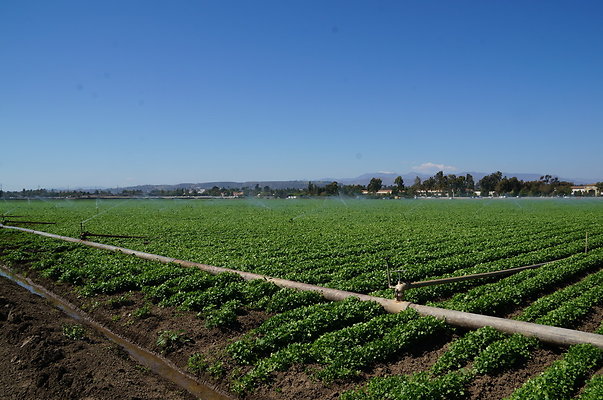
[406,262,551,289]
[2,223,602,350]
[386,259,556,301]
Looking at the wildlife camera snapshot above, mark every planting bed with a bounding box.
[1,198,603,399]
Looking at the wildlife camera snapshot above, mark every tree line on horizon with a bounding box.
[308,171,598,198]
[2,172,602,199]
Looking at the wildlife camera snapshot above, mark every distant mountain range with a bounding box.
[101,171,595,193]
[114,180,325,192]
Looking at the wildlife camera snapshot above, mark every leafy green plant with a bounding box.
[132,303,152,319]
[207,361,225,377]
[4,199,603,397]
[62,323,86,340]
[437,250,603,316]
[261,288,324,313]
[431,326,507,375]
[234,343,312,391]
[316,316,447,382]
[228,298,383,365]
[202,300,241,328]
[156,330,191,353]
[187,353,208,374]
[578,374,603,400]
[310,310,420,365]
[472,334,538,375]
[340,370,472,400]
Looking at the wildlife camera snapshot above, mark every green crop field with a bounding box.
[1,197,602,399]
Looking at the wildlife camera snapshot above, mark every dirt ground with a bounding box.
[0,276,195,400]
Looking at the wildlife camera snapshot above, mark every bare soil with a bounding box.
[467,347,563,400]
[577,304,603,333]
[0,276,194,400]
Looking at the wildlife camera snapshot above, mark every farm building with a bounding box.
[571,184,600,196]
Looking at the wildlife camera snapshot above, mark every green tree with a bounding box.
[325,181,339,196]
[434,171,448,191]
[465,174,475,191]
[450,175,466,196]
[367,178,383,193]
[412,176,422,191]
[496,177,522,196]
[207,186,222,196]
[394,176,404,191]
[423,177,436,191]
[479,171,503,195]
[556,182,572,196]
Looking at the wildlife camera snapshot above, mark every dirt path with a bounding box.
[0,276,195,400]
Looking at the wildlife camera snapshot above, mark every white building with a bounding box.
[571,185,600,196]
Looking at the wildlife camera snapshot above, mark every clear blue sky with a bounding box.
[1,0,602,190]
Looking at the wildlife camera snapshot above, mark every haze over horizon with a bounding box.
[2,1,602,191]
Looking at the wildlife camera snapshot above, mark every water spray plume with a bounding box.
[245,197,272,210]
[291,198,329,220]
[81,198,132,224]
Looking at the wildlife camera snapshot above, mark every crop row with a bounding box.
[436,248,603,315]
[3,199,603,399]
[341,264,603,399]
[294,221,588,282]
[578,374,603,400]
[227,297,384,365]
[0,231,325,328]
[229,309,448,392]
[368,232,603,302]
[339,370,472,400]
[228,311,423,391]
[535,284,603,328]
[340,333,537,399]
[341,341,603,400]
[518,268,603,322]
[4,199,601,291]
[321,227,597,295]
[343,325,592,400]
[506,344,603,399]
